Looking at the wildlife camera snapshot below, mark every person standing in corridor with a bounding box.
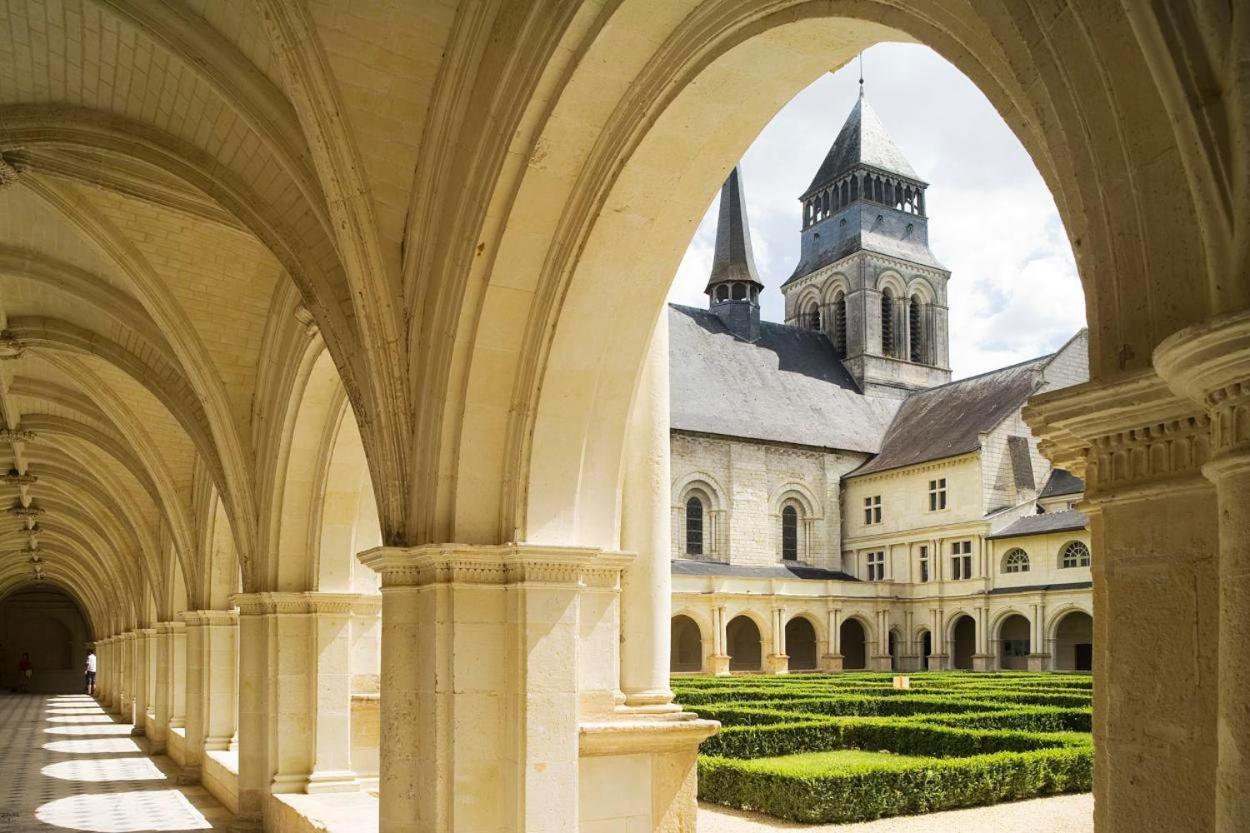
[85,650,96,695]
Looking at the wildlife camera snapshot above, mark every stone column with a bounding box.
[167,621,188,741]
[359,544,717,833]
[972,606,993,672]
[201,611,238,753]
[179,611,208,782]
[119,633,134,720]
[307,593,360,793]
[1027,602,1049,672]
[820,606,842,672]
[149,623,173,753]
[131,629,153,736]
[1156,310,1250,833]
[620,309,679,710]
[710,604,730,675]
[233,596,271,831]
[1026,367,1220,833]
[765,607,789,674]
[869,610,891,671]
[98,638,112,709]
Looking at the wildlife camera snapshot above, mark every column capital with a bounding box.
[227,592,381,616]
[154,620,187,634]
[137,627,157,637]
[1024,369,1212,501]
[180,609,239,626]
[356,543,634,589]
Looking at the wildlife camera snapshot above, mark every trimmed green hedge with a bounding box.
[699,747,1093,823]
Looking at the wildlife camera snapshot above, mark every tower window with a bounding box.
[716,285,729,302]
[910,295,925,363]
[881,290,895,356]
[731,283,746,301]
[833,292,847,356]
[685,496,703,556]
[781,505,798,561]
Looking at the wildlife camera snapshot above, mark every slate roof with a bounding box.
[803,94,923,198]
[671,558,857,581]
[1041,468,1085,498]
[988,581,1092,595]
[849,356,1050,477]
[705,167,763,293]
[988,509,1088,540]
[669,304,899,453]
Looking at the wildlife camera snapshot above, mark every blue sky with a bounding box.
[666,43,1086,379]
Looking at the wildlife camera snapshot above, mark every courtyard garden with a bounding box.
[676,672,1093,824]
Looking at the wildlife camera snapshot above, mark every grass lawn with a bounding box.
[748,749,935,772]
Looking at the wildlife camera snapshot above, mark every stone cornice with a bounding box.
[357,543,635,590]
[578,715,719,756]
[1023,370,1211,498]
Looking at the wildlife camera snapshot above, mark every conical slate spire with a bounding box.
[802,96,922,199]
[704,166,764,295]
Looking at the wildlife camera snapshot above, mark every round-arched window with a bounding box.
[781,505,798,561]
[1003,548,1030,573]
[685,496,703,556]
[1060,541,1091,569]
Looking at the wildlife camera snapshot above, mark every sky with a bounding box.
[665,43,1086,380]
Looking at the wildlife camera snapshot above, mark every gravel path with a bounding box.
[698,794,1093,833]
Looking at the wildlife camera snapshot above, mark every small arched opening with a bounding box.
[951,615,976,670]
[669,615,703,673]
[726,616,762,672]
[998,614,1032,670]
[781,504,799,561]
[0,586,91,693]
[888,628,901,671]
[1054,610,1094,672]
[840,617,868,670]
[785,617,817,671]
[919,629,933,668]
[880,288,895,357]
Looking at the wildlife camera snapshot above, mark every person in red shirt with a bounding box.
[17,653,32,693]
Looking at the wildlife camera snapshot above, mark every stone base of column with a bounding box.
[305,770,361,794]
[580,714,719,833]
[709,654,731,676]
[1026,653,1051,672]
[764,654,789,674]
[819,653,843,672]
[927,654,948,671]
[869,655,892,672]
[174,767,202,786]
[972,654,994,672]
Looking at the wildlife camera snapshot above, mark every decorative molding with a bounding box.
[357,544,634,590]
[0,471,38,486]
[180,609,240,626]
[578,715,719,756]
[225,592,380,617]
[0,428,36,443]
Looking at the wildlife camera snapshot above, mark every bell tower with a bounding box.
[781,88,951,398]
[705,166,764,342]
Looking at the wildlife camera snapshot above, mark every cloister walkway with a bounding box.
[0,694,232,833]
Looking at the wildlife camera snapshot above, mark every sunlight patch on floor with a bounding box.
[43,737,145,755]
[43,757,167,782]
[36,790,214,832]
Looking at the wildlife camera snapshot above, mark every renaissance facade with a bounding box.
[668,95,1093,676]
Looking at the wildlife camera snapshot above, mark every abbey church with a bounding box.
[667,92,1093,675]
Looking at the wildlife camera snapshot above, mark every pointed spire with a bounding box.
[803,95,922,199]
[704,166,763,295]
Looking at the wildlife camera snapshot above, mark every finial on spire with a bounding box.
[858,52,864,98]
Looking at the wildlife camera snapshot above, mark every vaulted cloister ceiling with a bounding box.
[0,0,1242,634]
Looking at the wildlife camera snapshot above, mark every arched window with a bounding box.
[685,496,703,556]
[801,303,820,331]
[1003,548,1030,573]
[1061,541,1091,568]
[715,285,728,302]
[833,291,847,356]
[881,289,895,356]
[781,505,798,561]
[909,294,924,363]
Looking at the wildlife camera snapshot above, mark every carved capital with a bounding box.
[7,500,45,517]
[1,471,38,486]
[357,543,634,590]
[0,427,36,443]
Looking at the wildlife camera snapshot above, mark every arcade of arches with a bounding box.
[0,3,1246,833]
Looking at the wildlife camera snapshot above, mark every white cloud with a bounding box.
[667,42,1086,379]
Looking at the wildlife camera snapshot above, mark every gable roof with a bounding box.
[804,95,923,197]
[849,356,1049,477]
[988,509,1088,540]
[668,304,899,454]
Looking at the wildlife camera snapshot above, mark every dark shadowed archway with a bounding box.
[785,617,817,671]
[726,616,762,672]
[669,615,703,673]
[0,586,91,692]
[840,618,868,670]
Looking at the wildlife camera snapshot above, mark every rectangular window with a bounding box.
[950,540,973,580]
[863,495,882,525]
[1002,639,1030,657]
[918,545,929,582]
[866,551,885,581]
[928,478,947,511]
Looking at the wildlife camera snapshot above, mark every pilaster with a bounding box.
[1026,366,1220,833]
[1156,309,1250,833]
[359,543,717,833]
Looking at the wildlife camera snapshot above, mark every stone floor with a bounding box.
[0,693,232,833]
[697,795,1094,833]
